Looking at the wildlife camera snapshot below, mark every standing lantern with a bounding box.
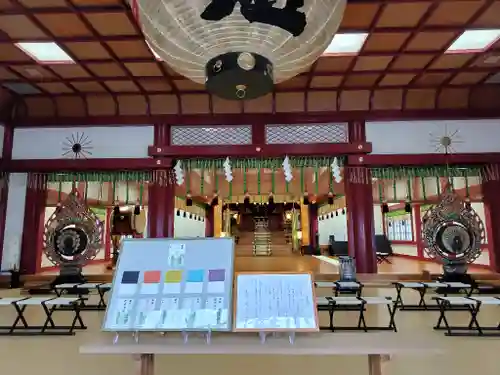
[131,0,346,100]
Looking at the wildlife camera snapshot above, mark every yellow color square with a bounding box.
[165,270,182,283]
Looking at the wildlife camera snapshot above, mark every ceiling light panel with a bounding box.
[447,29,500,53]
[323,33,369,55]
[15,42,74,64]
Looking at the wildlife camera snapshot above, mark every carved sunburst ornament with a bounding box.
[62,132,93,159]
[429,124,463,154]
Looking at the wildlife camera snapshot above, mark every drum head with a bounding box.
[134,210,147,234]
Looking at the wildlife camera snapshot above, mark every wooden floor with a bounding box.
[40,255,492,278]
[1,286,500,375]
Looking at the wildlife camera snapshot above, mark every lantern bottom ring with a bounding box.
[205,52,274,100]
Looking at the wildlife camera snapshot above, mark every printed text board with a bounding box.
[102,237,235,332]
[234,272,319,332]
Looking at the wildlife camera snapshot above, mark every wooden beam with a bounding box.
[148,142,372,159]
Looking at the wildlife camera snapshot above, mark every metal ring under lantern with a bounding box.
[132,0,346,100]
[421,191,485,271]
[43,192,104,268]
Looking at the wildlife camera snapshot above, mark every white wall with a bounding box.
[12,126,153,159]
[1,173,27,270]
[390,206,419,257]
[40,205,205,268]
[392,244,419,257]
[317,201,491,267]
[143,207,149,238]
[367,120,500,154]
[318,211,347,245]
[471,202,488,243]
[373,204,384,235]
[174,209,206,238]
[393,202,490,266]
[318,204,408,247]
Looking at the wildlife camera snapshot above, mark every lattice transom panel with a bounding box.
[171,125,252,146]
[265,123,348,144]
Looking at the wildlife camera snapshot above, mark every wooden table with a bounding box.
[80,332,442,375]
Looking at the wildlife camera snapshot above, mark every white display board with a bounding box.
[102,238,235,332]
[234,273,319,332]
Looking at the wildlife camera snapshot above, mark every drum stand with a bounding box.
[107,235,122,270]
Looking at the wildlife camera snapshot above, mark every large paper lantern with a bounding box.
[132,0,346,100]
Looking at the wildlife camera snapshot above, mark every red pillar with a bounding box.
[148,124,175,238]
[0,125,13,266]
[346,121,377,273]
[148,183,175,238]
[205,205,214,237]
[104,207,112,260]
[345,166,377,273]
[20,174,47,275]
[413,204,424,258]
[481,164,500,272]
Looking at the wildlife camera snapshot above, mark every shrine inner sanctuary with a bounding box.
[0,1,500,375]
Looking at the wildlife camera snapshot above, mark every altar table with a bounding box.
[80,332,442,375]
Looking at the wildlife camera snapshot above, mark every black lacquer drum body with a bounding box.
[205,52,274,100]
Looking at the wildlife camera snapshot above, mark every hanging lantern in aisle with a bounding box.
[132,0,346,100]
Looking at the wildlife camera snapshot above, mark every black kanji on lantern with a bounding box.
[201,0,306,37]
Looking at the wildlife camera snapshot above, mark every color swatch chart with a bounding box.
[234,273,318,331]
[117,269,226,296]
[102,237,235,332]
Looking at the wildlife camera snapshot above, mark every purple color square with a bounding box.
[208,269,225,282]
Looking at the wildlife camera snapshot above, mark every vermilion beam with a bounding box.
[13,108,500,127]
[4,158,164,172]
[348,153,500,166]
[149,142,372,158]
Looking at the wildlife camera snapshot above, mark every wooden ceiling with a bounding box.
[1,0,500,122]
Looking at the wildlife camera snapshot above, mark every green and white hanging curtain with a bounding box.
[181,156,345,199]
[45,171,151,207]
[371,166,482,203]
[45,171,152,183]
[371,166,482,179]
[182,156,343,170]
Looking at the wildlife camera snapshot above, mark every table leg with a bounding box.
[97,287,108,309]
[394,285,403,307]
[368,354,382,375]
[417,288,427,308]
[135,354,154,375]
[357,303,368,332]
[357,286,363,298]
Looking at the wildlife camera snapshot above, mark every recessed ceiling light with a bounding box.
[447,29,500,53]
[15,42,74,64]
[323,33,369,55]
[146,41,162,61]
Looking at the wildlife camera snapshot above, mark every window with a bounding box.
[385,212,413,241]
